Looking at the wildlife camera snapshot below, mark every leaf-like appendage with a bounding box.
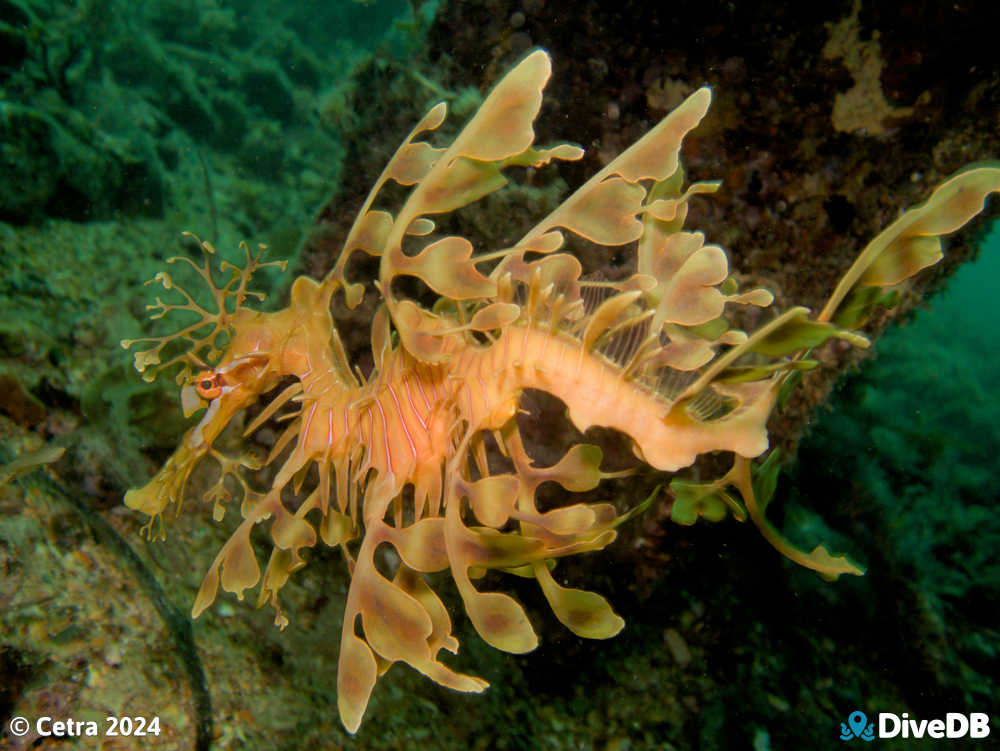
[387,517,449,572]
[464,590,538,653]
[518,503,598,536]
[657,243,729,326]
[358,568,436,663]
[525,443,606,493]
[392,300,455,362]
[669,479,745,525]
[338,630,378,735]
[320,509,354,546]
[726,457,866,581]
[192,560,220,619]
[467,303,520,330]
[545,177,647,245]
[269,501,317,554]
[450,49,550,163]
[394,565,457,654]
[748,311,868,357]
[858,234,942,287]
[220,523,261,599]
[465,475,520,528]
[393,235,497,300]
[534,563,624,639]
[821,164,1000,323]
[612,87,712,182]
[414,158,508,216]
[387,141,446,186]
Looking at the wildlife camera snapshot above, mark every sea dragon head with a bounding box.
[120,234,294,537]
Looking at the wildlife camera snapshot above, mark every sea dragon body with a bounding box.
[122,51,1000,732]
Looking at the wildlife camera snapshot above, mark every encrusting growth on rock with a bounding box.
[122,50,1000,732]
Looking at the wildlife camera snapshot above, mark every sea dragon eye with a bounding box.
[194,370,223,399]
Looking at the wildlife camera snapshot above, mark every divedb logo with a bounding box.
[840,710,991,741]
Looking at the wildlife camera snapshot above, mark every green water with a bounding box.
[786,216,1000,705]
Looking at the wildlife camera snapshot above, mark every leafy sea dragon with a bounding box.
[122,50,1000,732]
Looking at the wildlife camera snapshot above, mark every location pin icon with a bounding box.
[848,711,868,738]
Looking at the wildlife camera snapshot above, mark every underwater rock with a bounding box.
[0,101,163,223]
